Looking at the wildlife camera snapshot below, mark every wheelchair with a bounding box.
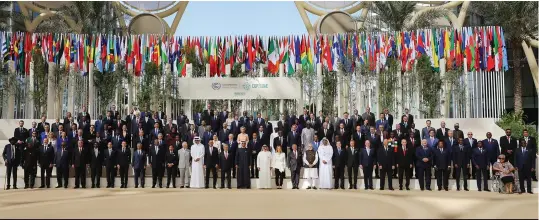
[492,172,520,194]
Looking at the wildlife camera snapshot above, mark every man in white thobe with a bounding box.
[301,122,315,153]
[318,138,334,189]
[257,145,273,189]
[303,143,319,189]
[190,137,205,188]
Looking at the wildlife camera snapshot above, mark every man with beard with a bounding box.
[235,141,251,189]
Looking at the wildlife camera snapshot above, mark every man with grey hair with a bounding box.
[178,141,191,188]
[303,143,319,189]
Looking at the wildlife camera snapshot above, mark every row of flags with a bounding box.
[0,26,507,77]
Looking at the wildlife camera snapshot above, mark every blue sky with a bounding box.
[163,1,318,36]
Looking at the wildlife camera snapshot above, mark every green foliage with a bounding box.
[93,62,129,116]
[496,111,537,141]
[137,62,164,112]
[184,44,205,78]
[0,1,26,32]
[378,57,399,113]
[0,62,18,109]
[443,66,465,112]
[58,1,123,34]
[321,68,337,116]
[30,49,48,116]
[371,1,448,31]
[230,63,246,77]
[416,54,441,118]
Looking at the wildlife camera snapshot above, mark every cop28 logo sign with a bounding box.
[242,82,251,91]
[211,83,222,90]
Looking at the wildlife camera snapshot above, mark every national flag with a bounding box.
[267,37,279,74]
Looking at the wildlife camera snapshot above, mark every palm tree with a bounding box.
[369,1,448,32]
[472,1,538,113]
[57,1,123,34]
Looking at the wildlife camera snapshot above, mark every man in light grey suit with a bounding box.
[362,107,376,127]
[287,144,302,189]
[178,141,191,188]
[332,113,341,132]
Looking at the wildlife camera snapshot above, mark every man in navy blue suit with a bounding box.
[132,143,147,188]
[416,139,433,191]
[375,113,389,133]
[464,132,478,178]
[515,140,536,194]
[3,137,22,190]
[360,140,377,190]
[453,138,471,191]
[433,140,451,191]
[472,141,490,192]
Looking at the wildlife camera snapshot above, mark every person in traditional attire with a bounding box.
[318,138,334,189]
[257,145,273,189]
[189,137,205,188]
[235,141,251,189]
[301,122,315,153]
[303,143,319,189]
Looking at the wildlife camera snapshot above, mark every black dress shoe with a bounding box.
[186,186,190,188]
[74,186,79,189]
[427,188,432,191]
[307,186,312,189]
[445,188,449,191]
[39,186,45,188]
[228,187,232,189]
[313,187,317,190]
[205,186,209,189]
[152,186,156,188]
[478,189,482,192]
[406,187,410,190]
[464,188,469,191]
[24,186,28,189]
[135,186,139,188]
[389,188,394,190]
[64,186,68,189]
[340,186,345,190]
[173,186,176,188]
[334,186,338,189]
[220,187,225,189]
[380,188,385,190]
[399,186,403,190]
[349,186,353,189]
[364,188,369,190]
[92,186,96,188]
[180,186,184,188]
[13,186,18,189]
[438,188,442,191]
[528,191,534,194]
[213,186,217,189]
[106,186,111,188]
[369,187,374,190]
[420,188,424,191]
[166,186,170,188]
[484,189,491,192]
[354,185,357,189]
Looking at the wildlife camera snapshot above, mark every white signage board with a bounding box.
[177,77,301,100]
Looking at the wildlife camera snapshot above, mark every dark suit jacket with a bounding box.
[3,144,22,165]
[395,144,414,168]
[400,114,414,125]
[38,144,55,166]
[471,148,489,168]
[351,131,365,148]
[149,145,166,167]
[346,147,360,167]
[132,150,147,169]
[433,148,451,169]
[277,120,290,136]
[37,122,50,135]
[415,146,433,168]
[452,145,471,166]
[218,129,230,144]
[482,139,500,163]
[436,128,450,140]
[273,136,288,149]
[499,136,517,159]
[287,131,301,147]
[117,148,131,167]
[219,151,234,171]
[515,147,536,170]
[230,121,241,136]
[377,147,395,167]
[165,150,179,167]
[14,127,29,143]
[318,128,334,143]
[89,147,104,168]
[103,148,117,168]
[71,146,87,167]
[332,148,347,168]
[204,147,219,167]
[359,148,376,167]
[464,138,478,149]
[340,118,354,133]
[54,149,70,168]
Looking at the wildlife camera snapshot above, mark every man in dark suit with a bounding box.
[346,140,360,189]
[55,143,70,188]
[360,140,376,190]
[333,142,346,189]
[521,129,538,181]
[163,118,177,136]
[336,123,349,148]
[421,120,434,140]
[377,139,395,190]
[483,132,500,180]
[257,125,270,146]
[104,142,117,188]
[436,121,450,141]
[299,109,309,127]
[453,123,465,140]
[453,138,471,191]
[165,145,178,188]
[340,112,353,133]
[205,140,219,189]
[176,110,187,127]
[38,138,55,188]
[318,122,334,144]
[150,123,163,141]
[463,132,477,178]
[149,139,165,188]
[287,144,302,189]
[399,116,411,137]
[500,129,517,164]
[225,134,238,178]
[396,139,413,190]
[287,125,301,152]
[51,118,62,134]
[219,143,234,189]
[250,133,262,178]
[383,109,394,131]
[400,108,414,125]
[3,137,22,190]
[36,116,50,135]
[362,107,376,128]
[375,113,390,133]
[352,125,365,148]
[277,115,291,137]
[77,106,91,125]
[133,130,149,152]
[89,142,103,188]
[14,120,29,147]
[416,140,433,191]
[132,143,147,188]
[273,130,288,154]
[515,141,536,194]
[472,141,490,191]
[72,140,87,189]
[433,140,451,191]
[210,113,221,133]
[117,141,131,188]
[230,115,241,137]
[218,122,230,144]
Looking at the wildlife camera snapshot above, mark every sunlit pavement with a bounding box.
[0,188,536,219]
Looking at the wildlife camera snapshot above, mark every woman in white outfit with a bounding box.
[212,134,221,153]
[272,146,287,189]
